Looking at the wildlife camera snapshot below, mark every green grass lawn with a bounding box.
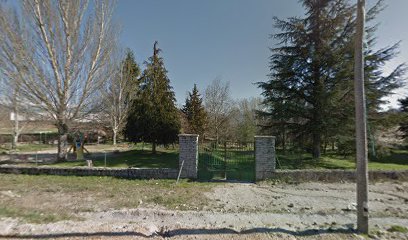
[50,148,179,168]
[9,142,408,171]
[198,149,255,181]
[0,143,55,153]
[276,149,408,170]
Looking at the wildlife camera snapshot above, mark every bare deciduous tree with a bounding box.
[99,49,140,145]
[0,0,118,160]
[0,75,31,149]
[231,97,261,142]
[204,78,234,143]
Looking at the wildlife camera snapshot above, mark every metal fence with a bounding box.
[198,140,255,182]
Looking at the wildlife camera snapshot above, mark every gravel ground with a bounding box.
[1,181,408,239]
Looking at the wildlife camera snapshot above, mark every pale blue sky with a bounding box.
[115,0,408,109]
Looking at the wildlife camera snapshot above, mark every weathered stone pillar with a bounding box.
[255,136,276,180]
[178,134,199,179]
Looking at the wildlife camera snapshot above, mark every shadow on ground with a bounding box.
[0,227,356,239]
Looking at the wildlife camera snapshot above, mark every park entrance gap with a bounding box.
[198,140,255,182]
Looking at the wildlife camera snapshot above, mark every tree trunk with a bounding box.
[11,96,19,150]
[310,8,323,159]
[282,127,286,154]
[152,141,157,154]
[215,127,219,147]
[113,129,117,146]
[11,117,19,150]
[312,132,321,159]
[12,133,19,149]
[57,121,68,161]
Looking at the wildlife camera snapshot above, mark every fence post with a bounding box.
[254,136,276,181]
[178,134,199,179]
[104,151,107,168]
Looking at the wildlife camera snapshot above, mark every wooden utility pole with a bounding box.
[354,0,369,234]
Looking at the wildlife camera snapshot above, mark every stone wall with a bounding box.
[0,165,407,182]
[255,136,276,180]
[178,134,199,179]
[0,165,178,179]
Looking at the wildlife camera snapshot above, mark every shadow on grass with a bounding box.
[276,149,408,170]
[372,150,408,165]
[0,227,356,239]
[276,153,352,170]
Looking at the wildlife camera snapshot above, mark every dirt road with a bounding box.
[1,181,407,239]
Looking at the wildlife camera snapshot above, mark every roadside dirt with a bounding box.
[1,181,408,239]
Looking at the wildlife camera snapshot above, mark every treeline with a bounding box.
[105,43,262,151]
[1,0,407,160]
[113,0,408,158]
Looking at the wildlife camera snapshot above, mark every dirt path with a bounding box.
[1,181,408,239]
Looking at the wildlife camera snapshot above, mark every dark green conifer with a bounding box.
[124,42,180,153]
[258,0,406,158]
[182,84,207,137]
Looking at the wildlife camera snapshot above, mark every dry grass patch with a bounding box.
[0,174,216,223]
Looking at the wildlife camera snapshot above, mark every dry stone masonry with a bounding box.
[255,136,276,180]
[0,165,178,179]
[178,134,199,179]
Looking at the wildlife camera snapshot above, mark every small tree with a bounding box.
[124,42,180,153]
[232,98,261,142]
[182,84,207,137]
[204,78,234,143]
[0,78,35,149]
[101,49,140,145]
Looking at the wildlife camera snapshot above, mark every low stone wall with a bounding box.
[0,165,178,179]
[268,169,408,182]
[1,165,407,182]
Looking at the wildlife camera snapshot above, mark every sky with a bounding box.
[115,0,408,109]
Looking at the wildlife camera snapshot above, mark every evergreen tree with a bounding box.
[258,0,406,158]
[330,1,406,155]
[124,42,180,153]
[182,84,207,137]
[258,0,354,158]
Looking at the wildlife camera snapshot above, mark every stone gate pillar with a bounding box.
[255,136,276,180]
[178,134,199,179]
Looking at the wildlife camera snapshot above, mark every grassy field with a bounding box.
[198,148,255,181]
[0,174,215,223]
[276,149,408,170]
[0,143,55,153]
[3,142,408,171]
[52,148,179,168]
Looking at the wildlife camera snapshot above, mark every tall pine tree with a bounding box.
[124,42,180,153]
[258,0,406,158]
[182,84,207,137]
